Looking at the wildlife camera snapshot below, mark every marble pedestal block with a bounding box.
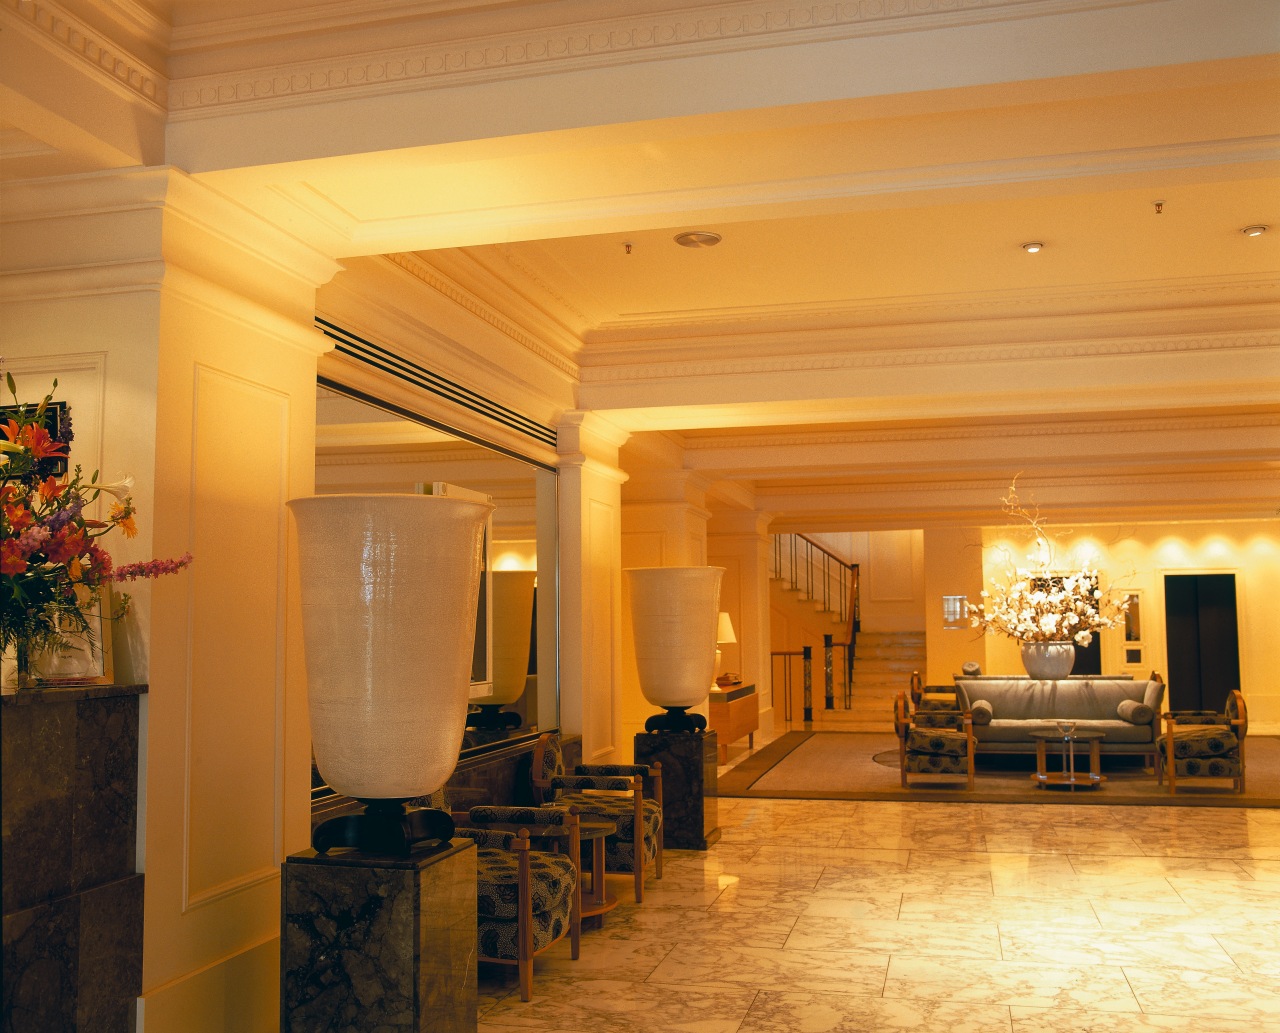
[282,839,477,1033]
[634,730,720,850]
[2,683,146,1033]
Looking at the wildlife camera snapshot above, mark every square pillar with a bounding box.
[633,730,720,850]
[281,840,477,1033]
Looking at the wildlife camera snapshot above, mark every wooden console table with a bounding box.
[707,683,758,763]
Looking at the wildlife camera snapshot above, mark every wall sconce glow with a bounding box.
[1021,241,1044,253]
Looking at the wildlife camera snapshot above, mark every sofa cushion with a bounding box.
[903,752,970,775]
[976,719,1153,744]
[955,678,1164,724]
[1117,699,1154,724]
[1168,756,1242,779]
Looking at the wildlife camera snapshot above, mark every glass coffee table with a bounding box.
[1030,727,1106,791]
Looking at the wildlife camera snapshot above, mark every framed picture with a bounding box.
[0,399,70,478]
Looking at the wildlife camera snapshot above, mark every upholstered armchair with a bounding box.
[894,691,975,789]
[907,672,965,730]
[530,733,663,903]
[427,791,581,1002]
[1158,690,1248,794]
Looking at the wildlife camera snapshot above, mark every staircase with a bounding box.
[811,631,924,732]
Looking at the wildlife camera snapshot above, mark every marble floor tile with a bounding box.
[1123,965,1280,1023]
[469,796,1280,1030]
[899,891,1101,928]
[738,990,1015,1033]
[997,923,1236,970]
[480,975,757,1032]
[785,915,1001,959]
[1009,1006,1260,1032]
[1068,854,1251,880]
[647,942,890,996]
[883,955,1140,1012]
[586,905,798,949]
[817,869,995,897]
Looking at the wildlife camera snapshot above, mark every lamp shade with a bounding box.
[288,493,493,800]
[625,566,724,709]
[716,611,737,645]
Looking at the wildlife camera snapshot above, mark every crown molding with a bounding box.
[387,252,581,377]
[682,407,1280,454]
[579,328,1280,384]
[167,0,1153,115]
[3,0,168,109]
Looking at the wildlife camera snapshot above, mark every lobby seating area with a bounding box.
[476,794,1280,1031]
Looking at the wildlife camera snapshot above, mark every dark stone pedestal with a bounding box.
[282,839,478,1033]
[2,683,146,1033]
[634,729,720,850]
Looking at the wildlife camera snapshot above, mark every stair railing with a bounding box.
[772,533,861,698]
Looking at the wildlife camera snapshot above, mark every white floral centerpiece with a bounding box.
[967,483,1128,679]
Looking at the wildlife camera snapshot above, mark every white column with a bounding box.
[1,167,340,1033]
[556,411,629,762]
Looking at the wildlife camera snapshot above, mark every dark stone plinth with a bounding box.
[2,684,144,914]
[2,872,144,1033]
[634,730,720,850]
[2,684,146,1033]
[282,838,478,1033]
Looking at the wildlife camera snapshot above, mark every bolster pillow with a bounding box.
[969,699,994,725]
[1117,699,1155,724]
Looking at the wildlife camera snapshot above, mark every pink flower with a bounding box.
[110,553,193,581]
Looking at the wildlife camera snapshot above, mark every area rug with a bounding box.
[716,731,1280,807]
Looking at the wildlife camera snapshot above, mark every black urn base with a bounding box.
[644,706,707,733]
[466,704,523,731]
[312,800,455,856]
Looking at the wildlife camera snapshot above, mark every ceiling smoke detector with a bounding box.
[674,230,722,248]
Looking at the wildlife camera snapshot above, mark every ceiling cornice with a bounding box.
[578,328,1280,383]
[167,0,1154,115]
[386,252,582,377]
[3,0,168,109]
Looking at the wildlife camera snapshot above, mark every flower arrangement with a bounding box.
[1,371,192,683]
[967,483,1127,646]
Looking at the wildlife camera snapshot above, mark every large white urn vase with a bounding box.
[469,569,537,730]
[1020,640,1076,680]
[288,493,493,801]
[625,566,724,728]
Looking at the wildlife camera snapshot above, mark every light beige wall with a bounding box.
[922,526,988,684]
[974,521,1280,730]
[708,510,774,733]
[1,169,339,1033]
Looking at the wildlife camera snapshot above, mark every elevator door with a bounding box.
[1163,574,1240,712]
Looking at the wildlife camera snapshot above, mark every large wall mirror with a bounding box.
[312,382,559,778]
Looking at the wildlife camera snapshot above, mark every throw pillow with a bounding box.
[1117,699,1154,724]
[969,699,994,725]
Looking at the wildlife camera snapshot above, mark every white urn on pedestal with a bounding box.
[625,566,725,732]
[468,569,537,731]
[288,492,493,854]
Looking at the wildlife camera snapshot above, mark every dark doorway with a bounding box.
[1071,632,1102,676]
[1164,574,1240,712]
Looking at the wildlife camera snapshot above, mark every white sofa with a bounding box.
[953,676,1166,758]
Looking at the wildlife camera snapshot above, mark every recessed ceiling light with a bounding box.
[1241,224,1268,237]
[1021,241,1044,253]
[674,230,722,248]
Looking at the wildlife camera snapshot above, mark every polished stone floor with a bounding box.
[478,796,1280,1032]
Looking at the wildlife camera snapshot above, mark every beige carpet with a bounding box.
[717,731,1280,807]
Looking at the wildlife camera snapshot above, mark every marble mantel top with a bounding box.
[0,682,148,706]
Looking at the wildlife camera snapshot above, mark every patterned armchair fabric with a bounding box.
[443,792,582,1002]
[531,733,664,903]
[1159,690,1247,794]
[894,692,975,789]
